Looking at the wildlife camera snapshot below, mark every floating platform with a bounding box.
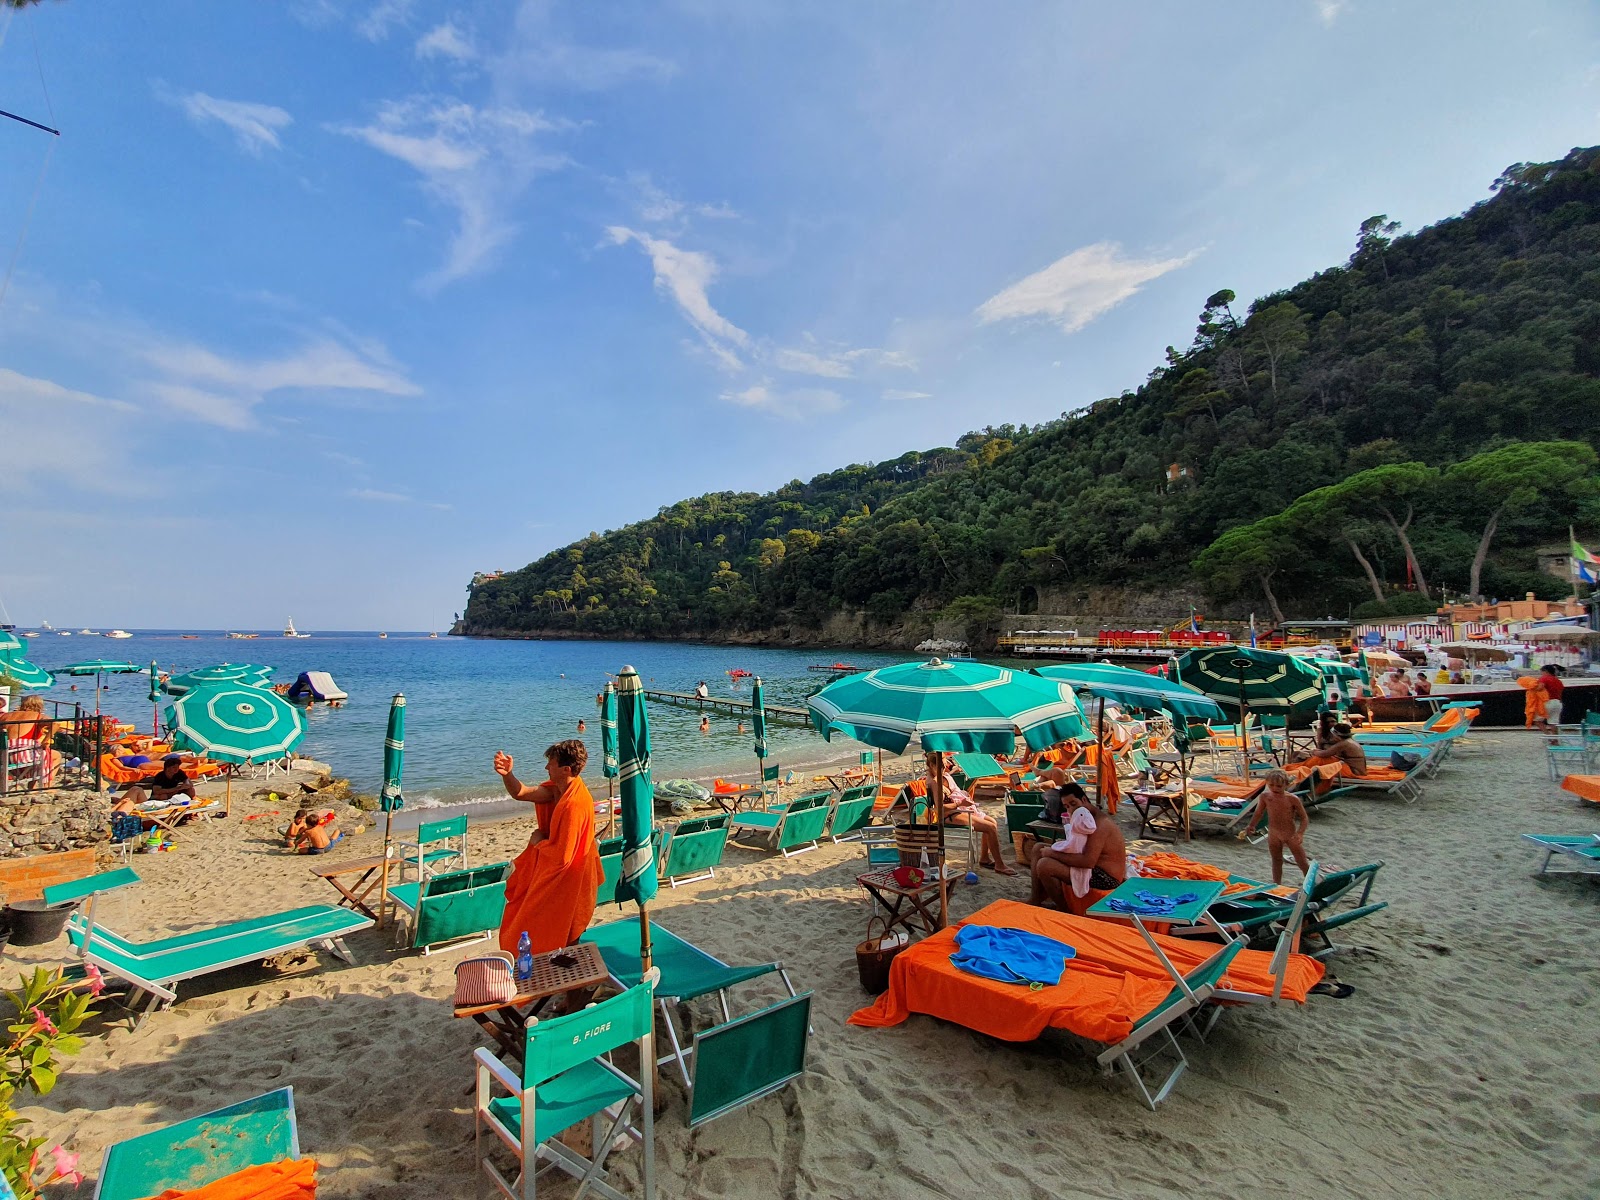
[642,690,810,723]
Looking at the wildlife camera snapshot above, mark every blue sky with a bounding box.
[1,0,1597,630]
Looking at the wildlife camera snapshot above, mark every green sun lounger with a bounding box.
[388,861,510,954]
[1522,833,1600,877]
[827,784,878,843]
[581,917,799,1086]
[95,1087,301,1200]
[687,990,812,1127]
[1201,861,1386,959]
[728,790,831,857]
[661,814,731,886]
[52,870,373,1024]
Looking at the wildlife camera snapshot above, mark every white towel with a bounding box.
[1050,807,1100,897]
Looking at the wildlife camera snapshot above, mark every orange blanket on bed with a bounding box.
[848,899,1324,1045]
[154,1158,317,1199]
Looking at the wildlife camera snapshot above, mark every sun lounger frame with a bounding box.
[1521,833,1600,877]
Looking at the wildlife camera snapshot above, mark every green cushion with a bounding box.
[487,1061,634,1144]
[388,882,422,914]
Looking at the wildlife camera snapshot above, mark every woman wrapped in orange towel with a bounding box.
[493,739,604,956]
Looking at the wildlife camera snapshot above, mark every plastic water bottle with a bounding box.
[515,932,534,985]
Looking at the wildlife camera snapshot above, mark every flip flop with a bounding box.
[1309,980,1355,999]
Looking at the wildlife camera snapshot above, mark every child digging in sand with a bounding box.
[295,813,339,855]
[1258,768,1310,884]
[284,809,311,849]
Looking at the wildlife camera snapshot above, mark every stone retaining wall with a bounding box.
[0,790,112,858]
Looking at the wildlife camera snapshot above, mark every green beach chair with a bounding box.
[581,917,800,1087]
[687,991,813,1127]
[1203,861,1386,959]
[1521,833,1600,877]
[94,1087,302,1200]
[1193,863,1319,1035]
[1090,938,1248,1109]
[661,814,731,886]
[827,784,878,843]
[388,861,510,954]
[1005,791,1047,838]
[54,870,373,1025]
[597,830,664,906]
[474,982,656,1200]
[397,813,469,882]
[728,790,831,857]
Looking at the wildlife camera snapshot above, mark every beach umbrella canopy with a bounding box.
[1173,645,1324,717]
[1521,624,1593,642]
[57,659,141,678]
[1309,658,1363,682]
[751,676,768,762]
[0,632,21,655]
[165,683,305,765]
[600,683,619,780]
[164,663,274,693]
[0,651,53,691]
[1030,662,1223,720]
[612,666,659,909]
[807,657,1090,755]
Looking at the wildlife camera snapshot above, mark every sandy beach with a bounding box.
[11,730,1598,1199]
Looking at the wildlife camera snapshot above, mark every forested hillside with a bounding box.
[464,146,1600,643]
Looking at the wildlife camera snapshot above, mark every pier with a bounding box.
[643,690,811,723]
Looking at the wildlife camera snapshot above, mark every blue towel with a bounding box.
[1103,890,1199,917]
[949,925,1076,987]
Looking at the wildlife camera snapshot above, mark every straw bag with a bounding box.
[894,821,943,867]
[453,951,516,1007]
[855,916,906,994]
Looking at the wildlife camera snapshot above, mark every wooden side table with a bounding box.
[452,941,612,1062]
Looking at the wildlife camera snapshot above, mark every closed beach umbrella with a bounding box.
[0,651,53,691]
[166,683,305,815]
[751,675,768,778]
[1030,663,1223,721]
[148,659,161,735]
[808,658,1090,755]
[1173,645,1324,721]
[599,682,619,834]
[809,658,1090,927]
[377,693,405,924]
[613,662,660,1079]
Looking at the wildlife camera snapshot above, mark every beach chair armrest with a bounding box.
[474,1046,523,1095]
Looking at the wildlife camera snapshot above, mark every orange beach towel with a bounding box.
[153,1157,317,1199]
[848,899,1323,1045]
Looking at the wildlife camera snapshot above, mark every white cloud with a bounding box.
[349,487,411,503]
[141,335,421,430]
[607,226,749,367]
[335,98,572,289]
[882,388,932,401]
[0,368,138,492]
[720,382,843,420]
[976,241,1199,334]
[417,21,476,62]
[628,172,738,226]
[358,0,415,41]
[176,93,292,155]
[773,344,916,379]
[500,4,676,91]
[1314,0,1348,25]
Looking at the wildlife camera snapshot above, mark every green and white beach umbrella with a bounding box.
[165,663,274,693]
[1031,662,1223,721]
[58,658,143,719]
[613,666,659,910]
[0,650,53,691]
[751,675,768,762]
[166,683,305,765]
[380,692,406,813]
[600,683,619,781]
[1310,658,1363,683]
[808,657,1091,755]
[1172,645,1324,718]
[0,631,21,655]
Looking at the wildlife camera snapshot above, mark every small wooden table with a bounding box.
[709,786,763,815]
[1128,787,1188,842]
[856,869,946,939]
[452,942,612,1061]
[310,854,392,920]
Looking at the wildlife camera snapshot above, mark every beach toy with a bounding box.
[964,870,980,884]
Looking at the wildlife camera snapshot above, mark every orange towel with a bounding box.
[1560,775,1600,804]
[499,776,604,956]
[848,899,1323,1044]
[154,1157,316,1199]
[1135,852,1252,894]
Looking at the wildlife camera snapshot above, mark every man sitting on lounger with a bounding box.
[1289,722,1367,776]
[113,753,196,811]
[1028,791,1126,915]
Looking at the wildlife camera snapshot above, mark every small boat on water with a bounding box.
[105,630,133,639]
[226,632,258,640]
[20,631,37,638]
[284,617,310,639]
[57,630,71,636]
[378,632,388,639]
[726,668,752,679]
[181,634,200,639]
[428,631,438,638]
[79,629,99,636]
[807,662,865,673]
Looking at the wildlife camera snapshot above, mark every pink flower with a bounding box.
[49,1145,84,1186]
[28,1007,56,1036]
[84,963,106,997]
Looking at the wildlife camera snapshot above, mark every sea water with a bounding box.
[22,632,903,812]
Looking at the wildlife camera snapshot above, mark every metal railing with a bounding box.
[0,699,91,797]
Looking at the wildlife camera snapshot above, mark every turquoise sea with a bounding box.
[18,632,905,809]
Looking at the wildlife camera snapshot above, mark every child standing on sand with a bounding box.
[1258,768,1310,884]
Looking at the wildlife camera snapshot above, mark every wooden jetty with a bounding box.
[643,689,811,723]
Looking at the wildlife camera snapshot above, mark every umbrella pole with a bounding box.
[1096,697,1106,809]
[926,751,948,929]
[224,772,232,818]
[377,809,394,929]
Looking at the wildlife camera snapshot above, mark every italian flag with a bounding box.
[1572,532,1599,565]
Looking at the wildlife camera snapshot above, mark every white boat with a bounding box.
[428,632,438,638]
[105,630,133,639]
[39,621,53,632]
[79,629,98,636]
[378,632,388,639]
[57,630,71,636]
[284,617,310,639]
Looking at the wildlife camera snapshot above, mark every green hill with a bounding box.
[463,146,1600,644]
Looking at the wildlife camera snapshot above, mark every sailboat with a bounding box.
[284,617,310,639]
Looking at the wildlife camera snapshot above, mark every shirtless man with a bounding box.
[1028,792,1126,914]
[1292,723,1369,780]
